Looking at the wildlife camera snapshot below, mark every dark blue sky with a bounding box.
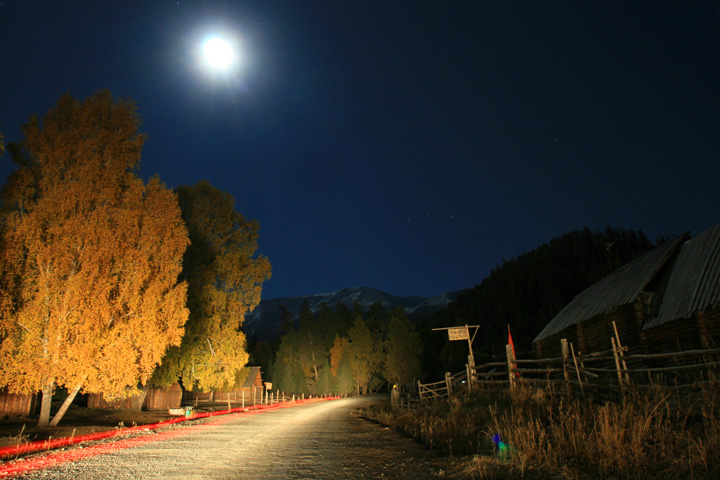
[1,1,719,299]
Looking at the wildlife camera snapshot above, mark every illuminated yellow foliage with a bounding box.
[329,335,348,378]
[0,91,189,402]
[152,181,271,392]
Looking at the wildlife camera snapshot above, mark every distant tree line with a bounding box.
[418,226,663,379]
[251,301,422,396]
[0,91,271,426]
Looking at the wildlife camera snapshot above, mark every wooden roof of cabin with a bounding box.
[241,366,262,388]
[533,233,688,343]
[644,222,720,330]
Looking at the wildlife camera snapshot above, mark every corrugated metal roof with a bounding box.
[644,222,720,330]
[533,234,688,343]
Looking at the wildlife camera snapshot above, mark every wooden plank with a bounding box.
[0,389,34,416]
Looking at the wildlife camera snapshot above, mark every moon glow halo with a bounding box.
[203,37,235,70]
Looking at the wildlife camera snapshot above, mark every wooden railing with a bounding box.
[418,373,451,400]
[415,321,720,402]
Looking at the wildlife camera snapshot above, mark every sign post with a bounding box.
[433,324,480,391]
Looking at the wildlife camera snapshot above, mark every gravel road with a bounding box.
[3,397,452,479]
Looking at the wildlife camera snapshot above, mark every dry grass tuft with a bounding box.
[365,380,720,479]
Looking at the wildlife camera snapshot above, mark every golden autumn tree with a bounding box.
[151,180,271,392]
[0,91,189,427]
[329,335,348,379]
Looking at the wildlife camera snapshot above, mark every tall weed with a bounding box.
[366,381,720,479]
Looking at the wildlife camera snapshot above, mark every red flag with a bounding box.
[508,325,520,378]
[507,324,516,358]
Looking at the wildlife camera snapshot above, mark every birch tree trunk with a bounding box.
[49,377,86,427]
[37,381,55,428]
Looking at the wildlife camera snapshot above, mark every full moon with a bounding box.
[203,37,234,70]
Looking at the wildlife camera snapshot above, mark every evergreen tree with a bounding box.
[347,315,383,395]
[273,329,297,393]
[315,360,333,395]
[384,309,422,390]
[251,341,274,381]
[333,355,353,395]
[296,299,323,383]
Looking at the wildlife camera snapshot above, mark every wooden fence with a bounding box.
[417,321,720,402]
[417,370,477,400]
[144,383,183,410]
[0,389,36,416]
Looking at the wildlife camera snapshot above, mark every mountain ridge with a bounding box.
[244,286,461,341]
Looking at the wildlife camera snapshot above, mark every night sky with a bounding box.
[1,1,719,300]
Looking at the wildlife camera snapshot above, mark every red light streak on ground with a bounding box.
[0,397,337,477]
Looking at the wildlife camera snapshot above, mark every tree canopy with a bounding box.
[0,91,189,426]
[384,309,422,390]
[347,315,383,395]
[151,180,271,392]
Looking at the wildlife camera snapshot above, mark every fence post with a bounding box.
[468,353,477,391]
[612,321,630,384]
[561,338,571,394]
[391,386,400,408]
[570,342,585,398]
[506,344,516,389]
[466,363,473,393]
[417,380,422,400]
[242,391,245,409]
[611,336,626,391]
[445,372,453,396]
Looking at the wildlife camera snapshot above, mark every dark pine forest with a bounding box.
[418,226,664,380]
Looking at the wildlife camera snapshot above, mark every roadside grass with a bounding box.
[363,381,720,479]
[0,424,30,449]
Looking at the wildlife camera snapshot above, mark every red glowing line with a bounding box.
[0,397,337,477]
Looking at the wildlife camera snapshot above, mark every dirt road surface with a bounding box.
[4,396,452,479]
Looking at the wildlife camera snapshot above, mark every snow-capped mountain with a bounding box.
[243,286,460,341]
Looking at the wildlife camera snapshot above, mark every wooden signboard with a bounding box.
[447,326,468,341]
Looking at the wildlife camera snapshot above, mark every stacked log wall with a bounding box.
[578,304,641,354]
[534,302,644,357]
[698,308,720,347]
[534,327,580,358]
[643,308,720,353]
